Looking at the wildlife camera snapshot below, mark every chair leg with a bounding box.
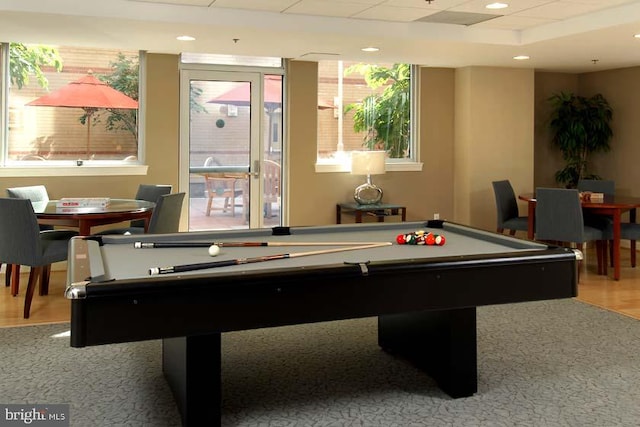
[601,240,608,276]
[10,265,20,296]
[576,243,584,282]
[509,230,516,236]
[5,263,11,287]
[40,265,51,296]
[24,266,42,319]
[632,240,636,268]
[205,195,213,217]
[497,228,504,234]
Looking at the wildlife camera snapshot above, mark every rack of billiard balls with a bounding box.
[396,230,446,246]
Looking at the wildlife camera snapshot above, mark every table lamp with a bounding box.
[350,150,386,205]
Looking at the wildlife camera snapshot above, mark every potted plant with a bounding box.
[548,91,613,188]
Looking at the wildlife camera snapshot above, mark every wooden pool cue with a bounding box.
[135,241,389,249]
[148,242,391,275]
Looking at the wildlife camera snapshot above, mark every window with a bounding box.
[317,60,418,171]
[1,43,141,166]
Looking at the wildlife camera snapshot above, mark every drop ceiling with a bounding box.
[1,0,640,72]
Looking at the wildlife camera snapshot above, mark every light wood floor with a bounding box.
[2,245,640,328]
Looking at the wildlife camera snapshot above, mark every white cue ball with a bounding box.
[208,245,221,257]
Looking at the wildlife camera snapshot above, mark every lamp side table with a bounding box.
[336,202,407,224]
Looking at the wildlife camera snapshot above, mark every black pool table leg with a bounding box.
[378,307,477,398]
[163,333,222,427]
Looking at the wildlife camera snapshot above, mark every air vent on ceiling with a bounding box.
[417,11,501,26]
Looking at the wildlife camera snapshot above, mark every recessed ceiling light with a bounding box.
[513,55,530,60]
[486,2,508,9]
[634,33,640,38]
[361,47,380,52]
[177,35,196,41]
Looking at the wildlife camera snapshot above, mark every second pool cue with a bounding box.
[148,242,391,275]
[135,241,389,249]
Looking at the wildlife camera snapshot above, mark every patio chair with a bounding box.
[203,157,244,217]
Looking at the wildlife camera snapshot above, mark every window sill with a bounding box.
[0,164,149,177]
[315,161,423,173]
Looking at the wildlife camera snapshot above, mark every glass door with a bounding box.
[179,70,283,230]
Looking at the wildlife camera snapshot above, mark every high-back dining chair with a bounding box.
[95,192,186,235]
[576,179,636,268]
[491,180,529,236]
[577,179,615,195]
[0,198,78,318]
[535,187,607,278]
[5,185,54,292]
[130,184,173,228]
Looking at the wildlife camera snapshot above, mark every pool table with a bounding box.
[65,221,579,427]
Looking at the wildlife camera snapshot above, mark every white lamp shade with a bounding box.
[350,151,386,175]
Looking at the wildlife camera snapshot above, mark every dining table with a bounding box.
[32,199,155,236]
[518,192,640,280]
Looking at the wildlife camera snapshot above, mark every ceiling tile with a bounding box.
[515,1,610,19]
[474,14,557,29]
[381,0,469,10]
[354,5,438,21]
[284,0,373,17]
[211,0,299,12]
[127,0,213,5]
[449,0,554,15]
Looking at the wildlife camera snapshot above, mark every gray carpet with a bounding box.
[2,299,640,426]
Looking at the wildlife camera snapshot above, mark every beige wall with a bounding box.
[454,67,535,232]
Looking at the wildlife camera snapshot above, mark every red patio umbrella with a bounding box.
[208,76,282,109]
[26,73,139,157]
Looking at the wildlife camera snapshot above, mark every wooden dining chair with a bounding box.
[202,157,244,217]
[491,180,529,236]
[0,198,78,318]
[535,187,607,278]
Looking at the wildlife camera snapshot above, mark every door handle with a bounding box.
[248,160,260,178]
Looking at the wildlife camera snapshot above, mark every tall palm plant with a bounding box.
[548,92,613,188]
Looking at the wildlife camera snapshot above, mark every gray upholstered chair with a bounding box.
[535,187,607,277]
[491,180,529,236]
[96,192,185,235]
[0,198,78,318]
[576,179,631,267]
[5,185,54,291]
[577,179,615,195]
[130,184,173,228]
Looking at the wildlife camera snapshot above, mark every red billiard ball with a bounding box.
[435,235,446,246]
[396,234,406,244]
[425,233,436,245]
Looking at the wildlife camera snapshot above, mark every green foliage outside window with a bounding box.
[344,63,410,158]
[8,42,62,90]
